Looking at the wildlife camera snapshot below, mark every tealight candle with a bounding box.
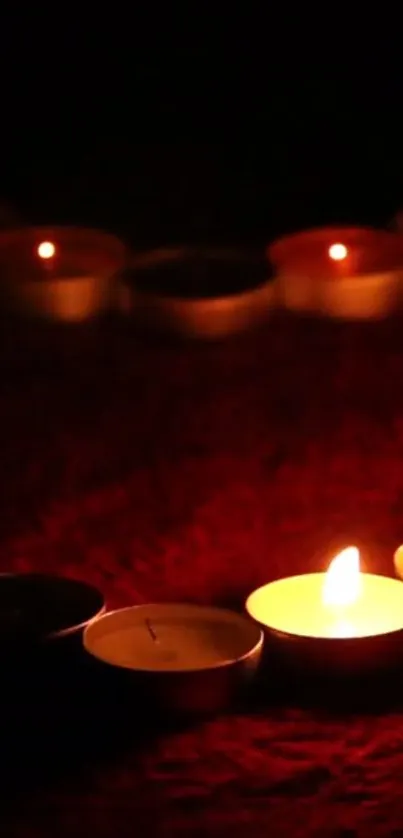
[246,547,403,673]
[0,226,126,321]
[84,603,263,714]
[117,247,277,339]
[0,573,105,661]
[268,227,403,319]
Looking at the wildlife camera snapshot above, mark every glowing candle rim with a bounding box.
[245,573,403,641]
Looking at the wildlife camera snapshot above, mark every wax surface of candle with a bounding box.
[87,606,261,672]
[247,548,403,639]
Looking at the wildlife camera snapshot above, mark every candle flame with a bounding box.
[37,241,56,260]
[328,242,348,261]
[394,544,403,580]
[322,546,361,608]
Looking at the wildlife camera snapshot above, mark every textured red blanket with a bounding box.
[1,314,403,837]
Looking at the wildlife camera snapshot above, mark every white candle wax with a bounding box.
[84,603,263,673]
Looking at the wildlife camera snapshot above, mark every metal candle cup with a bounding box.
[117,247,277,339]
[84,603,263,715]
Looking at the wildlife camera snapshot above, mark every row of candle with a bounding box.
[6,542,403,718]
[1,225,403,328]
[78,546,403,715]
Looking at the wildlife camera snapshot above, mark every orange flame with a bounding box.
[37,241,56,260]
[328,243,348,261]
[322,546,361,608]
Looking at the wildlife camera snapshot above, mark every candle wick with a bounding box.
[145,618,158,643]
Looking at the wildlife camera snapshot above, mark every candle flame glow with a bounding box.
[328,242,348,261]
[394,544,403,580]
[322,546,361,608]
[37,241,56,260]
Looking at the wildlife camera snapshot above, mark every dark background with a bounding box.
[1,10,401,248]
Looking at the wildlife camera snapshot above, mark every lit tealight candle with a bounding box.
[0,226,126,322]
[84,603,263,714]
[268,227,403,319]
[246,547,403,673]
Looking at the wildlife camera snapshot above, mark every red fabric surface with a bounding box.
[2,315,403,836]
